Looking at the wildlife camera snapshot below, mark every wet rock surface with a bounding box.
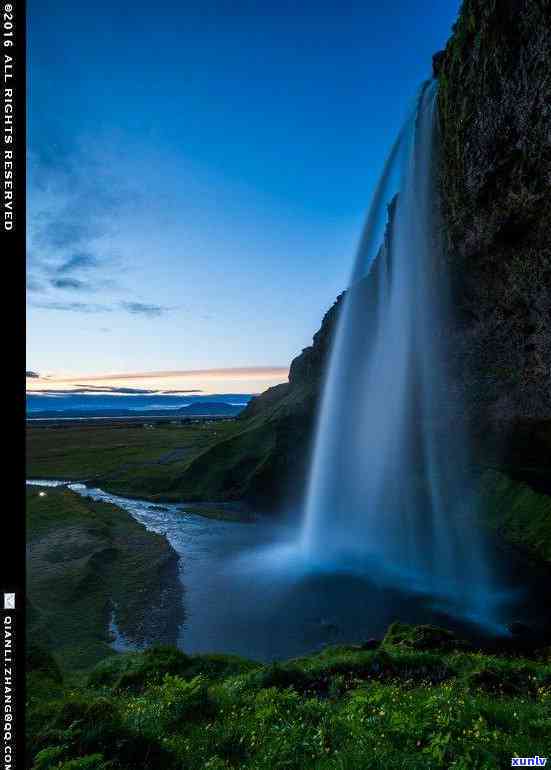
[436,0,551,437]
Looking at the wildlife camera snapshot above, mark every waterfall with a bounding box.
[301,80,495,615]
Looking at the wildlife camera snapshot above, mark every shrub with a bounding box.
[247,663,311,693]
[124,674,213,737]
[466,661,543,696]
[31,745,66,770]
[88,646,191,692]
[383,622,468,651]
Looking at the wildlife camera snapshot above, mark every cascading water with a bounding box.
[301,80,497,618]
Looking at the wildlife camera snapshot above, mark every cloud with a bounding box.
[50,277,89,291]
[120,301,172,318]
[25,368,290,396]
[27,275,46,293]
[29,299,176,317]
[26,371,40,378]
[29,300,112,314]
[58,253,101,273]
[26,143,135,306]
[38,220,92,250]
[30,367,289,383]
[27,385,199,395]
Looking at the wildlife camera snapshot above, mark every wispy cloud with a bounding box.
[29,300,112,314]
[25,367,290,397]
[120,301,172,318]
[29,367,289,383]
[27,385,202,395]
[58,252,101,274]
[50,277,89,291]
[37,220,92,251]
[27,274,46,293]
[29,299,177,317]
[27,142,137,306]
[26,146,181,324]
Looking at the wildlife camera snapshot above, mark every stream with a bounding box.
[27,479,550,661]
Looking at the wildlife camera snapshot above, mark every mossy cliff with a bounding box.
[433,0,551,562]
[173,1,550,561]
[436,0,551,438]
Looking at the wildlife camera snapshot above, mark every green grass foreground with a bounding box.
[27,623,551,770]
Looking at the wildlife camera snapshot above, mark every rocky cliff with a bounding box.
[176,293,343,508]
[436,0,551,459]
[178,0,551,526]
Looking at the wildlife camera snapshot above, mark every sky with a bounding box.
[27,0,460,394]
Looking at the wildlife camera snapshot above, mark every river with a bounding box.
[27,479,550,661]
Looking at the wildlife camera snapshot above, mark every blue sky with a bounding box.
[27,0,460,389]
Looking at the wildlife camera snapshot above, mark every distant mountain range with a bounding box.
[26,393,251,420]
[176,402,240,416]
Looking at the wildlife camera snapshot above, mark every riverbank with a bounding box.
[25,418,551,565]
[26,485,184,673]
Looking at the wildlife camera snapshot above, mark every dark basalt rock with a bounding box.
[506,621,551,654]
[436,0,551,442]
[432,49,446,77]
[361,638,380,651]
[508,621,533,639]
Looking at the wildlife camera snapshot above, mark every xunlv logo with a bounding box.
[511,759,548,767]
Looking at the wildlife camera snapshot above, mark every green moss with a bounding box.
[466,659,549,697]
[383,622,469,652]
[479,470,551,563]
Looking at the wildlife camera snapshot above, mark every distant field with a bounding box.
[26,419,240,500]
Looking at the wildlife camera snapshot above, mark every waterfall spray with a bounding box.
[301,81,496,617]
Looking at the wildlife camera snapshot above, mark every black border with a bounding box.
[2,0,26,766]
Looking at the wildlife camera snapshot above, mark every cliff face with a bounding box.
[179,0,550,512]
[242,292,342,425]
[176,294,343,508]
[436,0,551,438]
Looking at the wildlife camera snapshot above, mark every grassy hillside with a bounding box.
[26,421,240,501]
[26,486,183,672]
[25,407,314,507]
[27,623,551,769]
